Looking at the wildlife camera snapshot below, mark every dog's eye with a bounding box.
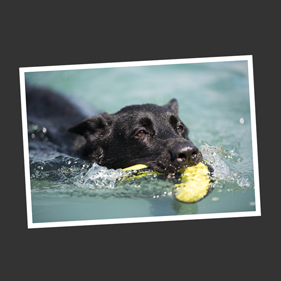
[177,125,184,133]
[136,130,146,137]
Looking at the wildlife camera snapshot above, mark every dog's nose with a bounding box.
[172,143,199,164]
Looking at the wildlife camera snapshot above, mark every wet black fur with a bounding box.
[26,86,203,175]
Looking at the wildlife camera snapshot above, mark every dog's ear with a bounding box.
[68,112,111,138]
[163,98,178,115]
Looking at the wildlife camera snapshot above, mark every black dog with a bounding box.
[26,86,202,175]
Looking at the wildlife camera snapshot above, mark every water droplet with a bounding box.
[239,118,244,124]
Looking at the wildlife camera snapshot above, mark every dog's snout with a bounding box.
[173,143,199,164]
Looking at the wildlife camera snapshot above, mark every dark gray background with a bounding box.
[2,3,275,279]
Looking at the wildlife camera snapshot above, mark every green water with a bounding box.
[24,60,258,224]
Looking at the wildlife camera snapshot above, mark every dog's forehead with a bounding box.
[115,103,174,121]
[114,106,173,129]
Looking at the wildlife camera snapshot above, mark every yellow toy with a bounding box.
[174,162,212,203]
[122,164,150,172]
[122,162,213,203]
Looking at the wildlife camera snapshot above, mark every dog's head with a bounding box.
[68,99,202,175]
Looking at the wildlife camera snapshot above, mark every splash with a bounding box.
[199,143,253,191]
[29,155,174,199]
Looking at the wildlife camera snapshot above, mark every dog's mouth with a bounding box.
[144,150,203,175]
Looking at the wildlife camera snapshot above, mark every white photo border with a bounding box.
[19,55,261,229]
